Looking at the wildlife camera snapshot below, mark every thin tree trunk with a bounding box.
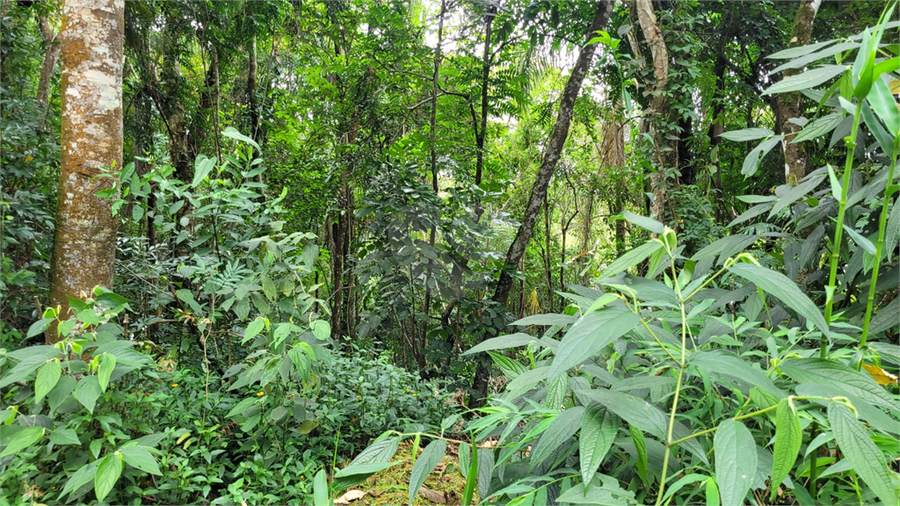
[544,201,553,309]
[474,0,616,401]
[708,13,735,221]
[247,35,260,142]
[473,3,496,219]
[49,0,124,342]
[36,16,60,108]
[776,0,821,185]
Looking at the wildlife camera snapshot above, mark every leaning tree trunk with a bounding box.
[776,0,820,185]
[49,0,124,343]
[36,16,60,108]
[473,0,616,401]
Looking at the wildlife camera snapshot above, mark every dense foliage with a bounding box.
[1,0,897,504]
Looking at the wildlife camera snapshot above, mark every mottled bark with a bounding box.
[635,0,674,225]
[777,0,820,185]
[49,0,124,342]
[36,16,60,107]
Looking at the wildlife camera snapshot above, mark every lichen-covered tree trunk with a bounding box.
[777,0,821,185]
[49,0,124,342]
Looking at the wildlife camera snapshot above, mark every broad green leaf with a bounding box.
[94,453,124,503]
[630,425,648,484]
[705,478,720,506]
[120,445,161,475]
[26,318,54,339]
[770,41,860,74]
[545,373,568,409]
[851,28,875,99]
[408,439,446,505]
[310,319,330,341]
[191,155,216,187]
[844,226,876,255]
[529,407,584,470]
[691,350,784,398]
[828,404,899,505]
[719,128,774,142]
[48,375,77,412]
[741,136,782,177]
[862,98,896,157]
[868,76,900,136]
[348,436,400,467]
[50,428,81,446]
[0,426,44,457]
[779,358,899,412]
[548,309,640,378]
[476,448,493,500]
[510,314,577,327]
[313,469,329,506]
[769,174,825,217]
[714,419,757,506]
[61,461,98,500]
[621,211,664,234]
[770,399,802,501]
[461,440,478,506]
[35,359,62,405]
[766,39,838,60]
[556,475,637,505]
[463,333,538,356]
[661,473,712,504]
[729,264,829,336]
[793,112,845,144]
[74,376,102,414]
[242,318,266,345]
[223,126,261,152]
[600,241,664,279]
[97,354,116,393]
[580,404,618,487]
[75,308,101,326]
[335,462,398,478]
[0,353,56,389]
[762,65,848,95]
[577,389,708,464]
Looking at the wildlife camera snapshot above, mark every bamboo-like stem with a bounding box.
[822,102,864,358]
[858,144,898,349]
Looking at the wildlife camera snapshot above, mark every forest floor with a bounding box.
[336,441,473,506]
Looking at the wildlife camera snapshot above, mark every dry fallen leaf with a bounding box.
[418,486,454,504]
[334,489,368,504]
[862,363,899,386]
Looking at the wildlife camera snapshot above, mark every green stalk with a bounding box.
[822,102,864,358]
[858,142,898,349]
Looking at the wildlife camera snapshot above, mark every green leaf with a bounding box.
[719,128,775,142]
[463,333,539,356]
[49,427,81,446]
[741,136,782,177]
[97,354,116,393]
[862,97,897,157]
[714,419,757,506]
[529,407,584,471]
[580,404,618,487]
[223,126,261,152]
[769,174,825,218]
[120,445,161,475]
[690,350,784,398]
[779,358,899,412]
[766,40,838,60]
[242,318,266,344]
[461,440,478,506]
[868,75,900,136]
[75,308,101,326]
[844,226,876,255]
[191,155,216,187]
[74,376,102,414]
[34,359,62,405]
[729,264,829,336]
[408,439,446,505]
[48,375,77,412]
[510,314,577,327]
[762,65,848,95]
[577,389,707,464]
[793,112,845,144]
[477,448,494,503]
[600,241,664,279]
[661,473,713,504]
[828,403,899,505]
[335,462,397,479]
[94,453,124,503]
[0,426,44,457]
[310,319,330,341]
[548,309,640,378]
[61,461,98,500]
[705,478,720,506]
[556,475,637,504]
[313,469,329,506]
[770,399,802,501]
[630,425,648,484]
[0,353,55,388]
[622,211,664,234]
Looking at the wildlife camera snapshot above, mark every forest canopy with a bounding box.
[1,0,898,504]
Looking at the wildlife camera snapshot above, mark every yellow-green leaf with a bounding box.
[770,399,802,501]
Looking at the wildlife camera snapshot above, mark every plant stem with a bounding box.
[858,144,898,349]
[822,102,864,358]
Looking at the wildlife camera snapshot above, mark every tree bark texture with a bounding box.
[49,0,124,342]
[491,0,615,307]
[776,0,820,185]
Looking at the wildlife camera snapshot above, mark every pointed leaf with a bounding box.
[714,419,757,506]
[600,241,664,279]
[35,359,62,405]
[580,404,618,486]
[530,407,584,470]
[313,469,329,506]
[729,264,829,336]
[741,136,782,177]
[622,211,664,234]
[763,65,848,95]
[97,354,116,393]
[463,333,539,356]
[408,439,446,505]
[779,358,899,412]
[94,453,123,503]
[120,445,161,475]
[770,399,802,501]
[548,309,640,378]
[242,318,266,345]
[74,376,102,414]
[828,403,899,505]
[0,426,44,457]
[719,128,774,142]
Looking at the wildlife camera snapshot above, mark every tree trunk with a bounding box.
[247,35,260,142]
[474,0,615,401]
[635,0,675,225]
[776,0,820,185]
[36,16,60,108]
[473,3,496,219]
[49,0,124,342]
[707,13,735,221]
